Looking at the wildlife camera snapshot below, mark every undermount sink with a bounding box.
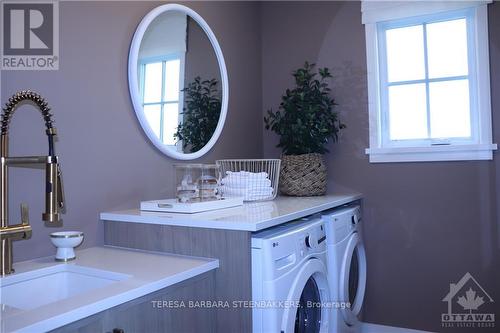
[0,264,130,310]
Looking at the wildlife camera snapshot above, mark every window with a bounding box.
[139,55,184,146]
[363,2,496,162]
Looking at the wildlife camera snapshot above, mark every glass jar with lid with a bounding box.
[174,164,220,203]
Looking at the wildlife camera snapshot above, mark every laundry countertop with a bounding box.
[100,188,362,231]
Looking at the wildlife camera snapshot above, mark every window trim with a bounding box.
[139,53,185,149]
[378,9,475,147]
[364,4,496,162]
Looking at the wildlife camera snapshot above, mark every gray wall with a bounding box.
[184,17,221,88]
[3,1,500,332]
[261,2,500,332]
[1,1,263,262]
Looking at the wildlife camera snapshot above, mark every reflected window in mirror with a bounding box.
[139,55,184,147]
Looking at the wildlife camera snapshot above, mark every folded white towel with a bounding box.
[220,171,274,201]
[225,171,269,179]
[220,186,273,201]
[221,176,272,189]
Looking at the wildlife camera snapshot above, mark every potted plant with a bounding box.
[175,77,221,153]
[264,62,345,196]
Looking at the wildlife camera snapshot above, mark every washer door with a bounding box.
[281,258,330,333]
[340,232,367,325]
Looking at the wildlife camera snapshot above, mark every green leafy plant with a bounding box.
[264,62,345,155]
[174,77,221,153]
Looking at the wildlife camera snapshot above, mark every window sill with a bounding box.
[365,144,497,163]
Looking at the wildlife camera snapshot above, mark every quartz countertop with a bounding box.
[100,189,362,231]
[0,246,219,333]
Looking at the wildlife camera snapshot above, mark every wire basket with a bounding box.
[216,159,281,202]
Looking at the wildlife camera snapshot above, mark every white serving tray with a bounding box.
[140,197,244,214]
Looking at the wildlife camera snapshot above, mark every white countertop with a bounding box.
[100,190,362,231]
[0,246,218,333]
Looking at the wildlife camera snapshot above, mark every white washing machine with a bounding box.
[252,216,331,333]
[322,206,367,333]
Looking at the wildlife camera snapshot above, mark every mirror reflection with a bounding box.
[138,11,222,153]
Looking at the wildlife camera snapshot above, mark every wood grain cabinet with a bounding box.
[50,271,216,333]
[103,223,252,333]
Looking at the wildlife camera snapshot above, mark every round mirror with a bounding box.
[128,4,228,160]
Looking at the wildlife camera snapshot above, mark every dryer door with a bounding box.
[281,258,330,333]
[340,232,367,325]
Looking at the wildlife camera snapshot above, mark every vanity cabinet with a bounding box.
[50,271,216,333]
[101,191,362,333]
[103,223,253,332]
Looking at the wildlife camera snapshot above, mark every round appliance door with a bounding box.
[340,232,367,325]
[281,258,330,333]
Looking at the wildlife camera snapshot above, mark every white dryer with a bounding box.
[322,206,367,333]
[252,216,331,333]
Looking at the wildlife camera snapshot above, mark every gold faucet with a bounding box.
[0,90,64,276]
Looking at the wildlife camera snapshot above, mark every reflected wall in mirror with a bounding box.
[129,4,228,160]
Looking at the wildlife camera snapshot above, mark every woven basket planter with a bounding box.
[279,153,327,196]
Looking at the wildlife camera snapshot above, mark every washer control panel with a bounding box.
[321,205,361,244]
[297,221,326,257]
[252,216,326,280]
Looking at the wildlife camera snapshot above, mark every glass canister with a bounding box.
[174,164,220,203]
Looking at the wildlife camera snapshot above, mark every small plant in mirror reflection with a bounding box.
[174,77,222,153]
[264,62,345,155]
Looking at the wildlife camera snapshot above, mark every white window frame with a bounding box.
[363,2,496,163]
[139,53,185,149]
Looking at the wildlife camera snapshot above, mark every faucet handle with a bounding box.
[0,203,32,241]
[21,203,29,226]
[20,203,31,239]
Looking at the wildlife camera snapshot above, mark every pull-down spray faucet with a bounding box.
[0,90,65,276]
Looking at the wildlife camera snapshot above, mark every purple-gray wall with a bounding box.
[261,2,500,332]
[184,17,221,89]
[1,1,263,262]
[2,1,500,332]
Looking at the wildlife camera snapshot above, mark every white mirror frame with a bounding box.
[128,4,229,160]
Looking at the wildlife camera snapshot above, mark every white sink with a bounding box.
[0,264,130,310]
